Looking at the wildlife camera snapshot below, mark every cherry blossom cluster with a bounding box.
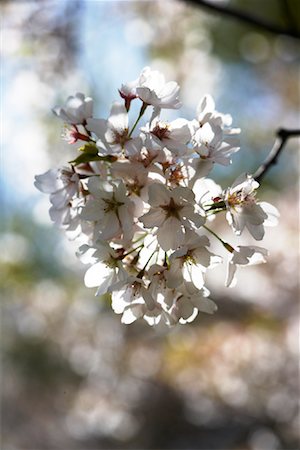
[34,67,279,326]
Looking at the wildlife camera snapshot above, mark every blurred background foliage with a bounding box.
[1,0,299,449]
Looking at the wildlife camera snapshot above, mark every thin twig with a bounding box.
[184,0,300,39]
[253,128,300,183]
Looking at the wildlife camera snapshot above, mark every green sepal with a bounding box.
[69,142,118,165]
[206,201,226,211]
[69,153,104,165]
[78,142,98,155]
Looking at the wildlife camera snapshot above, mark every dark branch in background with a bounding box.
[280,0,299,34]
[253,129,300,183]
[184,0,300,39]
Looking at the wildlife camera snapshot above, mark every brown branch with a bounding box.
[279,0,299,34]
[253,128,300,183]
[184,0,300,39]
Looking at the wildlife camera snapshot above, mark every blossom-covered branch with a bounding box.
[34,67,279,327]
[185,0,300,39]
[253,128,300,183]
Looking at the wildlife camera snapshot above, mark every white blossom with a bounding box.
[224,173,279,240]
[81,177,135,242]
[139,183,205,251]
[142,117,192,157]
[136,66,181,111]
[166,231,221,289]
[52,93,93,125]
[191,122,240,177]
[34,167,82,231]
[195,94,234,129]
[34,66,279,328]
[77,240,127,296]
[87,102,142,156]
[226,245,268,288]
[119,76,139,110]
[168,282,217,325]
[110,276,163,326]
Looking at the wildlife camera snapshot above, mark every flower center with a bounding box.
[227,190,256,207]
[151,122,170,141]
[161,197,183,219]
[168,165,185,185]
[103,197,124,213]
[113,129,130,147]
[105,257,118,269]
[184,251,196,265]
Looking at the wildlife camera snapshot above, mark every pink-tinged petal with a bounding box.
[182,208,205,228]
[157,217,184,251]
[86,118,107,138]
[77,244,97,265]
[193,247,213,268]
[194,296,217,314]
[197,94,215,119]
[108,102,128,133]
[194,122,215,145]
[49,206,70,226]
[172,186,195,203]
[185,232,210,248]
[122,303,145,324]
[246,222,265,240]
[111,289,128,313]
[225,262,237,288]
[136,86,155,104]
[84,98,93,118]
[243,204,267,225]
[114,181,127,202]
[34,169,61,193]
[141,287,156,310]
[124,137,143,157]
[159,80,178,97]
[100,212,121,240]
[231,246,254,265]
[95,271,118,296]
[50,188,70,209]
[165,259,183,289]
[84,262,112,288]
[170,118,192,141]
[118,205,134,242]
[148,183,171,206]
[176,298,197,322]
[87,176,112,198]
[144,311,162,326]
[164,140,188,156]
[260,202,279,226]
[139,208,166,228]
[183,264,205,290]
[249,246,268,263]
[229,210,245,235]
[193,158,214,178]
[80,199,104,221]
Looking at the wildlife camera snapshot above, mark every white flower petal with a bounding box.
[260,201,280,226]
[148,183,170,206]
[84,262,112,288]
[122,303,145,324]
[225,262,237,288]
[108,102,128,133]
[157,217,184,251]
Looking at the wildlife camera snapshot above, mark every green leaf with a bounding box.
[69,153,105,166]
[78,142,98,155]
[69,153,118,166]
[69,142,118,165]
